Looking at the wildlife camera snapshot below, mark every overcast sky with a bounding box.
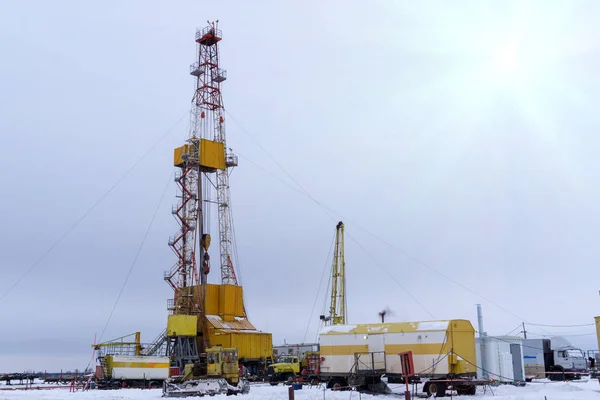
[1,1,600,372]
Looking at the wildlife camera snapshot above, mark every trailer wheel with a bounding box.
[456,384,476,396]
[329,378,348,391]
[426,381,446,397]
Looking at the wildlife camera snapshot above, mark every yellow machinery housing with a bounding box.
[174,139,225,170]
[169,283,272,366]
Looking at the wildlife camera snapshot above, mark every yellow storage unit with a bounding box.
[445,319,477,374]
[199,139,225,170]
[219,284,244,321]
[189,284,244,319]
[167,315,198,337]
[320,319,477,377]
[204,284,220,315]
[173,139,225,170]
[211,330,273,361]
[174,144,192,167]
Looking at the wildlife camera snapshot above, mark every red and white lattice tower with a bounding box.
[164,21,239,318]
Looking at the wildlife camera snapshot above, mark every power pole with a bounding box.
[521,322,527,339]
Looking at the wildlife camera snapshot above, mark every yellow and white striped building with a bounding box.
[319,319,477,378]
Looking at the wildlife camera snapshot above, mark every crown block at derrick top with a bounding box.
[173,139,226,170]
[167,315,199,337]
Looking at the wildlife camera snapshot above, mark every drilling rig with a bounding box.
[161,22,272,395]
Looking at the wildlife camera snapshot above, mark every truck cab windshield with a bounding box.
[566,349,585,358]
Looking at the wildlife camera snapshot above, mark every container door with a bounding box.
[369,334,386,372]
[510,344,525,381]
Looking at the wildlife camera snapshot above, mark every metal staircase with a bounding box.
[143,328,168,356]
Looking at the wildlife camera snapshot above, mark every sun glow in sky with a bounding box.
[493,42,519,76]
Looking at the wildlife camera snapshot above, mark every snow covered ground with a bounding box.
[1,380,600,400]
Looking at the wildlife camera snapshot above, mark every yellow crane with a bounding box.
[321,221,346,325]
[270,222,347,385]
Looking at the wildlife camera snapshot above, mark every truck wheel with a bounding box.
[548,366,565,381]
[426,381,447,397]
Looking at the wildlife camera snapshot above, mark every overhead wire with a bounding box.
[474,329,596,352]
[503,324,523,337]
[475,331,544,352]
[302,233,336,344]
[453,351,521,384]
[227,114,562,329]
[227,111,600,337]
[316,256,335,344]
[0,110,189,304]
[526,323,595,328]
[345,231,436,319]
[527,331,597,338]
[235,151,436,320]
[225,110,310,197]
[97,171,174,342]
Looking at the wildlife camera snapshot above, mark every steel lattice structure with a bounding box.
[328,221,346,325]
[164,22,239,321]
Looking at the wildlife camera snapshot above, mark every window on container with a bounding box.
[208,353,215,364]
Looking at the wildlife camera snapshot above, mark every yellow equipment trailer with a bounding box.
[319,319,478,396]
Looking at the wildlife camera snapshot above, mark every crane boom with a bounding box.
[328,221,346,325]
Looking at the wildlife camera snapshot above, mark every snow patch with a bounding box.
[416,321,448,331]
[320,325,357,334]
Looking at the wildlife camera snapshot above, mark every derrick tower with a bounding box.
[162,21,272,374]
[163,21,240,370]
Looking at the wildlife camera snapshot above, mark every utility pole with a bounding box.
[521,322,527,339]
